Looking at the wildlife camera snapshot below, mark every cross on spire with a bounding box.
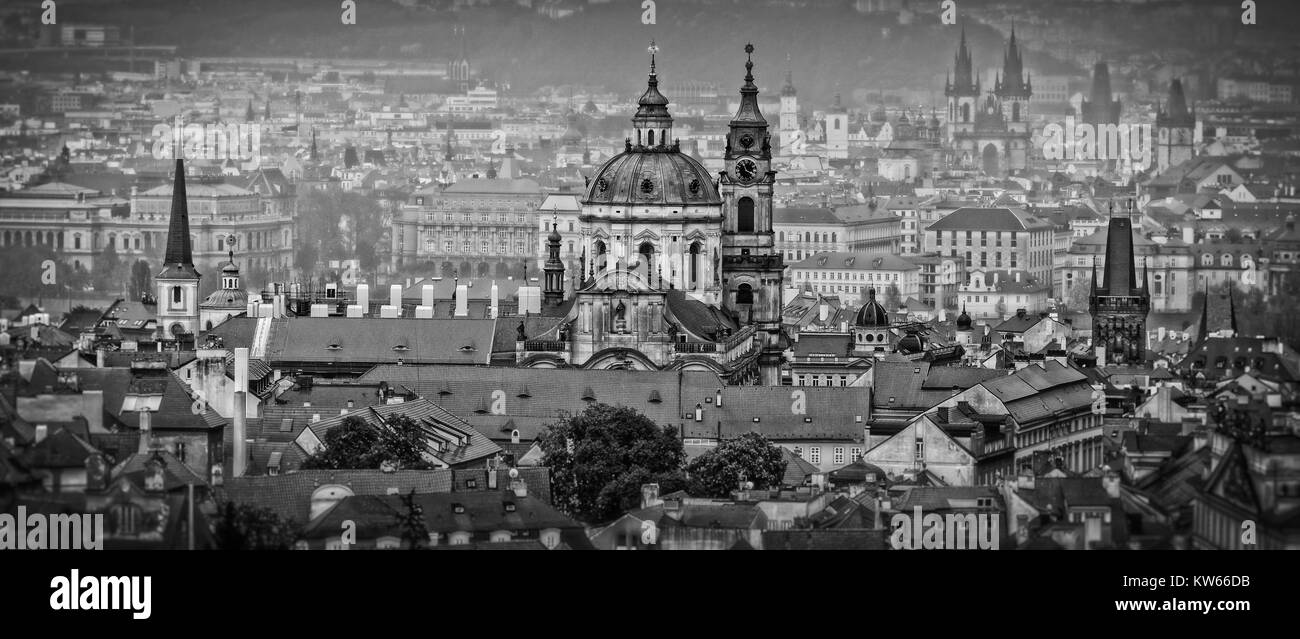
[744,43,755,82]
[648,40,659,75]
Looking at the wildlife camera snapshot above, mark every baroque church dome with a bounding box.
[582,52,721,207]
[584,152,720,206]
[854,288,891,327]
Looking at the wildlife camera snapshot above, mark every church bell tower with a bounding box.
[720,44,784,384]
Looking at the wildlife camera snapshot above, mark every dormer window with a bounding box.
[392,344,409,352]
[458,344,476,352]
[504,502,517,513]
[326,343,342,351]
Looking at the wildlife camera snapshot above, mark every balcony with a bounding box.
[523,340,566,352]
[673,341,717,354]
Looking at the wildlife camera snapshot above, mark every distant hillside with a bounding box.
[67,0,1082,106]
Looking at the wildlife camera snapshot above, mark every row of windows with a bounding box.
[796,271,902,282]
[791,446,863,465]
[425,211,533,224]
[794,374,852,386]
[426,239,531,255]
[778,231,838,243]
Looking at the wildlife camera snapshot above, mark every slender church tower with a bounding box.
[156,159,202,342]
[720,44,784,385]
[1156,78,1195,173]
[1089,203,1150,366]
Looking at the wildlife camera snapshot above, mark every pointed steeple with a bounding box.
[1157,78,1194,128]
[947,26,977,97]
[996,23,1030,98]
[1082,62,1121,126]
[158,159,200,280]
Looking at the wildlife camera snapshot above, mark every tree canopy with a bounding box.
[300,414,433,470]
[685,432,788,498]
[211,500,299,550]
[538,403,686,524]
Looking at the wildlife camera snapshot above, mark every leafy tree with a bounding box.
[212,501,299,550]
[686,433,788,498]
[93,243,122,293]
[129,260,153,301]
[1065,275,1092,311]
[395,489,429,550]
[300,414,433,470]
[882,283,901,310]
[538,403,687,524]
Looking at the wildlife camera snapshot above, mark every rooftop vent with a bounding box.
[581,387,596,401]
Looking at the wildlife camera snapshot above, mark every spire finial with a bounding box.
[648,40,659,75]
[744,43,754,82]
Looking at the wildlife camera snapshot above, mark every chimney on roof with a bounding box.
[1016,469,1034,490]
[389,284,402,312]
[232,347,249,478]
[34,424,48,444]
[1102,470,1120,499]
[509,468,527,497]
[137,408,151,453]
[1016,308,1027,319]
[641,483,662,509]
[357,283,370,313]
[937,406,949,423]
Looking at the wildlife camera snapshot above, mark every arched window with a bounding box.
[1012,102,1021,122]
[1202,253,1213,266]
[689,241,701,285]
[737,283,754,305]
[831,232,837,243]
[1221,254,1233,267]
[737,197,755,233]
[648,129,655,146]
[779,231,785,242]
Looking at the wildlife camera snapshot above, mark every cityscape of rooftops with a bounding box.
[1,0,1299,566]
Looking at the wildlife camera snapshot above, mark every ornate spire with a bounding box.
[731,43,766,126]
[633,40,672,137]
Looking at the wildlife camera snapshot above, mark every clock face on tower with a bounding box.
[736,158,758,183]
